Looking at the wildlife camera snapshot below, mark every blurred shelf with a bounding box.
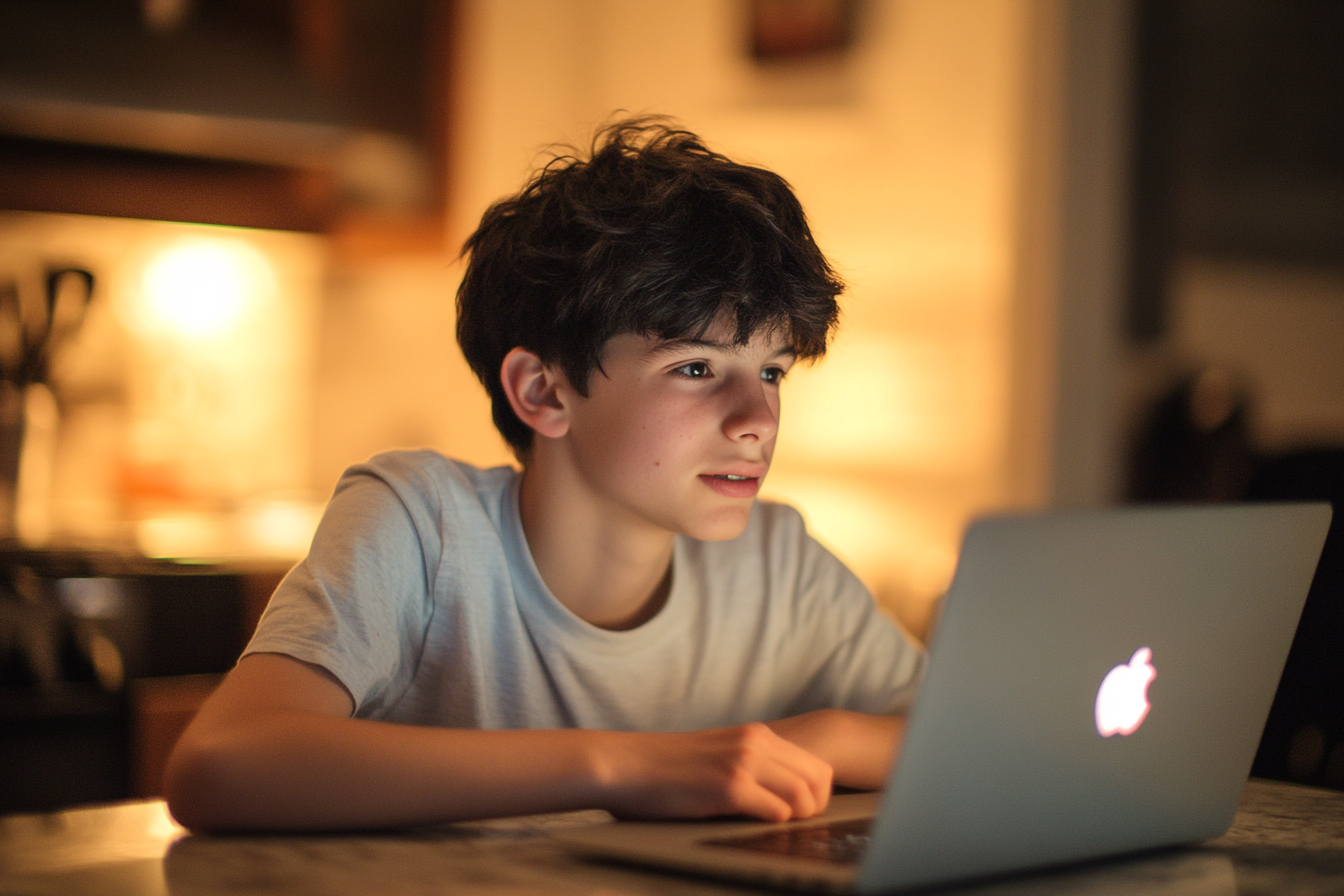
[0,135,336,232]
[0,0,452,253]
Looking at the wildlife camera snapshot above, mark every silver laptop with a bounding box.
[554,502,1333,893]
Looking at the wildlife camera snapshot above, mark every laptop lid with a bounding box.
[555,502,1331,894]
[857,501,1331,892]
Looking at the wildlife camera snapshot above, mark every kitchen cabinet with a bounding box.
[0,0,452,252]
[0,548,288,812]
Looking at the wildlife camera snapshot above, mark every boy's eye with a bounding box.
[676,361,711,378]
[760,366,787,384]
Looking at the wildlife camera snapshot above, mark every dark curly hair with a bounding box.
[456,116,843,456]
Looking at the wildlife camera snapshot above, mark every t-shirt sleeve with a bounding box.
[764,505,927,716]
[242,461,438,715]
[800,563,926,715]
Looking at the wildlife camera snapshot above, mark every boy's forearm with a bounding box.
[165,656,616,830]
[167,710,833,831]
[166,654,834,831]
[167,714,617,831]
[168,719,833,831]
[765,710,904,791]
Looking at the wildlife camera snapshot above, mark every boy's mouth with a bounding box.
[700,473,762,498]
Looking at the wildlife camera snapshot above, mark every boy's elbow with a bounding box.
[163,733,241,832]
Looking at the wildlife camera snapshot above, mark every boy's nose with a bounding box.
[722,379,779,443]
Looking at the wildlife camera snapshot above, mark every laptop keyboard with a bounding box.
[702,817,873,866]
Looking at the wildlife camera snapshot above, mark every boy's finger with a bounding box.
[741,750,830,820]
[766,737,834,813]
[765,773,820,820]
[730,784,795,822]
[723,764,816,822]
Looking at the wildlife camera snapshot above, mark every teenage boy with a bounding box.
[165,118,925,832]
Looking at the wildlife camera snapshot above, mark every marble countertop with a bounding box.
[2,779,1343,896]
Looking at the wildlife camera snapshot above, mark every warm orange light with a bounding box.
[135,495,321,560]
[138,240,274,339]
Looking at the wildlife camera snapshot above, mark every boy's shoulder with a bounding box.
[345,449,517,497]
[336,449,520,531]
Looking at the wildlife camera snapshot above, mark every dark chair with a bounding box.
[1126,368,1256,504]
[1248,449,1344,788]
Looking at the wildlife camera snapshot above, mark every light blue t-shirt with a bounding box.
[245,450,925,730]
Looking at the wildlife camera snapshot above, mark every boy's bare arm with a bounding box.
[765,709,905,791]
[164,653,833,831]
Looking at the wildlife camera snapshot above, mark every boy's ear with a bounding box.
[500,347,570,440]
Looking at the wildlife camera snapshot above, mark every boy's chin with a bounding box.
[684,505,755,542]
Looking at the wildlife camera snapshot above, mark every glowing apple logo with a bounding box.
[1095,647,1156,737]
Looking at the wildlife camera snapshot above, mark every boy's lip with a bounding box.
[699,469,765,498]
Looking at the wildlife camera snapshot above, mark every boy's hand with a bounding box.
[596,723,833,822]
[765,709,904,791]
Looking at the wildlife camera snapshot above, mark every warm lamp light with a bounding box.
[139,240,274,338]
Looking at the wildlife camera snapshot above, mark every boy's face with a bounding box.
[557,317,796,542]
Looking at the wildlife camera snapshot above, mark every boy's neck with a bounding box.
[517,460,676,631]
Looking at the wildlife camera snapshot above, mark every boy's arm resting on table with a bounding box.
[163,652,834,832]
[765,710,905,792]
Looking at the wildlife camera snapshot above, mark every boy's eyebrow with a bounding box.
[644,338,797,360]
